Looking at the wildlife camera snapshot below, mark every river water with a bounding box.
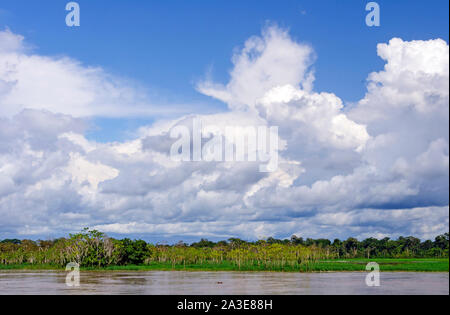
[0,270,448,295]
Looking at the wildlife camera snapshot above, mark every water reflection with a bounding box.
[0,271,448,295]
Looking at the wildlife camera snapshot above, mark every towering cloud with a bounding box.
[0,27,448,240]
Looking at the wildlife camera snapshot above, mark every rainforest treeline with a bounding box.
[0,228,448,268]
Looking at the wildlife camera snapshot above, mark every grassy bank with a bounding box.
[1,258,448,272]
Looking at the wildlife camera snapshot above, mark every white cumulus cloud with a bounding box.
[0,26,448,241]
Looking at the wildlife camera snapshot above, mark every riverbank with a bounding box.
[1,258,448,272]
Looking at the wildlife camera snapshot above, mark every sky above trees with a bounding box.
[0,1,448,242]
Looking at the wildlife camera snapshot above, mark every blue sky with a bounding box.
[0,1,448,242]
[1,0,448,142]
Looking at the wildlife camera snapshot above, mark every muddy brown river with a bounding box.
[0,270,448,295]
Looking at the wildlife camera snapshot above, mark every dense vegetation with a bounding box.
[0,229,448,271]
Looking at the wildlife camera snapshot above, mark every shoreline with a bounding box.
[1,258,448,273]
